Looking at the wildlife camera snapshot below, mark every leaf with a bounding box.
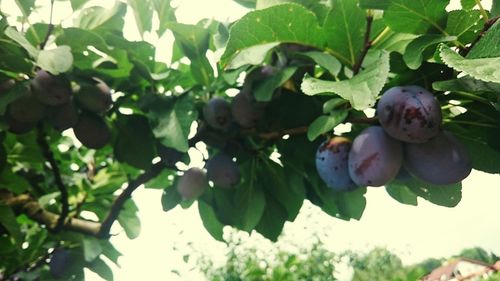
[87,258,114,281]
[166,22,210,59]
[458,137,500,174]
[226,43,280,69]
[117,201,141,239]
[100,241,122,266]
[324,0,366,66]
[234,181,266,232]
[0,204,22,242]
[445,10,481,39]
[161,186,182,212]
[405,178,462,207]
[256,0,332,23]
[403,35,456,69]
[36,46,74,75]
[70,0,90,11]
[383,0,448,34]
[4,27,39,58]
[323,98,348,113]
[432,76,500,93]
[15,0,35,17]
[374,32,419,54]
[74,2,127,31]
[385,182,418,206]
[221,3,326,67]
[439,44,500,83]
[359,0,391,10]
[114,114,156,169]
[301,50,389,110]
[466,21,500,59]
[0,168,31,194]
[307,110,348,141]
[150,95,197,152]
[335,188,367,220]
[461,0,476,9]
[254,67,297,101]
[145,169,175,189]
[56,28,108,52]
[254,194,288,241]
[127,0,153,36]
[198,200,225,242]
[83,237,103,262]
[300,51,342,76]
[151,0,176,36]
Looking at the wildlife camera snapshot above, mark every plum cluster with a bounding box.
[316,86,472,190]
[2,70,113,149]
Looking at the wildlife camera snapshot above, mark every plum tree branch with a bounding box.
[461,16,499,56]
[36,125,69,232]
[39,0,55,50]
[352,12,374,75]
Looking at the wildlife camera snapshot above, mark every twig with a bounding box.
[475,0,489,23]
[461,16,499,56]
[352,13,374,75]
[97,163,164,238]
[39,0,55,50]
[36,125,69,232]
[346,116,379,125]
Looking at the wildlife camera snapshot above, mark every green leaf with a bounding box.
[439,44,500,83]
[300,51,342,76]
[234,0,257,8]
[256,0,332,23]
[403,35,456,69]
[254,194,288,241]
[254,67,297,101]
[374,32,419,54]
[383,0,448,34]
[83,237,103,262]
[0,204,22,242]
[359,0,391,10]
[234,181,266,232]
[145,169,175,189]
[324,0,366,66]
[445,10,481,39]
[335,188,367,220]
[161,186,182,212]
[74,2,127,30]
[492,0,500,17]
[405,178,462,207]
[25,23,49,47]
[323,98,348,113]
[432,76,500,93]
[0,168,31,194]
[458,137,500,174]
[385,181,419,206]
[56,28,108,52]
[166,22,210,59]
[151,0,176,36]
[87,258,114,281]
[461,0,476,9]
[198,200,225,242]
[36,46,74,75]
[117,200,141,239]
[466,21,500,59]
[4,27,39,58]
[15,0,35,17]
[100,241,122,266]
[150,95,197,152]
[226,43,280,69]
[127,0,153,36]
[307,110,348,141]
[221,3,326,67]
[301,50,389,110]
[70,0,90,11]
[114,114,156,169]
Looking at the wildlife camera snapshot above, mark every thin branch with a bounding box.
[97,163,164,238]
[352,13,374,75]
[36,125,69,232]
[346,116,379,125]
[39,0,55,50]
[475,0,489,23]
[461,16,499,56]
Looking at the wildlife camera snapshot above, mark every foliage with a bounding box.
[0,0,498,280]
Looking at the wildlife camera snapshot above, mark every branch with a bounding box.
[0,189,101,236]
[39,0,55,50]
[461,16,499,56]
[36,125,69,232]
[97,163,164,238]
[352,13,374,75]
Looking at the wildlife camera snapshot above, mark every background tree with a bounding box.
[0,0,499,280]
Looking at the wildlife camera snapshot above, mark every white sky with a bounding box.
[1,0,497,280]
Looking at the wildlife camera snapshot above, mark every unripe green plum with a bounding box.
[231,91,263,128]
[206,153,240,188]
[404,131,472,184]
[31,70,72,106]
[176,168,208,200]
[75,79,113,114]
[348,126,403,187]
[377,85,442,143]
[73,113,111,149]
[315,137,356,191]
[203,97,232,130]
[48,101,79,131]
[7,94,46,123]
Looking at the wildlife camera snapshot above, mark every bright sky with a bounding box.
[1,0,498,280]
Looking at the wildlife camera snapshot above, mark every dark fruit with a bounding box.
[49,248,71,279]
[73,113,111,149]
[315,137,356,191]
[49,101,79,131]
[377,85,441,143]
[348,126,403,187]
[31,70,72,106]
[231,91,263,128]
[203,97,232,130]
[157,145,184,166]
[206,153,240,188]
[7,94,46,123]
[404,131,472,185]
[0,79,15,93]
[7,117,36,134]
[176,167,207,200]
[75,79,113,114]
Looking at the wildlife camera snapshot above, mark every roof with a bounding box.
[422,258,497,281]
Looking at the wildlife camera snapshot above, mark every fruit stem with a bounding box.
[352,12,374,75]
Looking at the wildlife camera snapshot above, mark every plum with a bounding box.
[404,131,472,184]
[49,248,72,279]
[48,101,79,131]
[348,126,403,187]
[315,137,356,191]
[377,85,441,143]
[206,153,240,188]
[231,91,264,128]
[8,94,46,123]
[0,79,15,93]
[7,117,36,135]
[73,113,111,149]
[75,79,113,114]
[203,97,232,130]
[176,167,207,199]
[31,70,72,106]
